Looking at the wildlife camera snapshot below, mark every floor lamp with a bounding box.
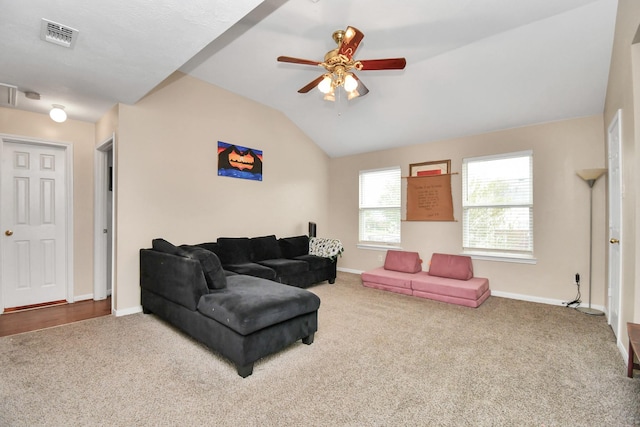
[576,168,607,316]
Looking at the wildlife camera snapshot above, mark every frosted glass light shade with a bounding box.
[344,73,358,92]
[577,168,606,182]
[49,105,67,123]
[318,75,332,94]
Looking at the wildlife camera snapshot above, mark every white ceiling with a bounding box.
[0,0,618,158]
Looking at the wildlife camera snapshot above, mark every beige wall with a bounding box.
[113,72,330,311]
[604,0,640,330]
[0,107,96,300]
[329,116,607,305]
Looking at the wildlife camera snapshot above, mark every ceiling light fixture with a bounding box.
[25,91,41,100]
[316,66,360,101]
[49,104,67,123]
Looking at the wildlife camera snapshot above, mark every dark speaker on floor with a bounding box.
[309,222,317,238]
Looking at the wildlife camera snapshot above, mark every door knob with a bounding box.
[610,238,620,244]
[5,230,13,236]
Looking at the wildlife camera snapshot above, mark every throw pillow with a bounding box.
[152,238,189,257]
[180,246,227,290]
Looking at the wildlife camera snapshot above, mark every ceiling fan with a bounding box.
[277,26,406,101]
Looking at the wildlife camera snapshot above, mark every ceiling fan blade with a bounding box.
[277,56,322,67]
[358,58,407,71]
[298,75,325,93]
[338,26,364,59]
[352,74,369,97]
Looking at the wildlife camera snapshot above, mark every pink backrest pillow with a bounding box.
[384,250,422,273]
[428,253,474,280]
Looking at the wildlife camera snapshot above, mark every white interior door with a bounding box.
[1,141,68,308]
[607,110,622,338]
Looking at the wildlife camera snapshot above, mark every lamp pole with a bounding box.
[576,169,606,316]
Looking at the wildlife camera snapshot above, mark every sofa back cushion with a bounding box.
[180,246,227,290]
[196,242,220,256]
[384,250,422,273]
[428,253,474,280]
[279,235,310,258]
[217,237,252,264]
[250,235,282,261]
[140,249,209,311]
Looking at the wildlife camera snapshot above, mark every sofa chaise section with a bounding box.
[140,240,320,377]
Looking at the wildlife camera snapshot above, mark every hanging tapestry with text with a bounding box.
[406,174,454,221]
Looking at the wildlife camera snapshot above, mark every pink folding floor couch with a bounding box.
[361,250,490,308]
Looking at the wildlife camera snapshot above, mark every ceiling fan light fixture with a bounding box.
[318,75,333,94]
[323,87,336,102]
[344,73,358,92]
[49,104,67,123]
[347,89,360,101]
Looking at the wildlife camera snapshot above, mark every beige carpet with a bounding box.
[1,272,639,426]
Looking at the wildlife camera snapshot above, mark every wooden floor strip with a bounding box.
[4,300,68,313]
[0,297,112,337]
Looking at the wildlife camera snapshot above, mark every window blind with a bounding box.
[462,151,533,256]
[359,167,401,244]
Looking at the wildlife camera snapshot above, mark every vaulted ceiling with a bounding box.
[0,0,618,157]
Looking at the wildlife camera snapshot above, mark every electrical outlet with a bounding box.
[378,254,384,262]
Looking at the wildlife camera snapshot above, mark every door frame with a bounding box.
[0,134,75,313]
[94,134,115,310]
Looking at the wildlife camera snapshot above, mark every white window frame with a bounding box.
[462,150,535,262]
[358,166,401,248]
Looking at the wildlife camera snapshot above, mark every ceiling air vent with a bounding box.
[0,83,17,107]
[40,19,79,49]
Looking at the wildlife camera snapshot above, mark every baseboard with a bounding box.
[114,305,142,317]
[338,267,363,275]
[73,294,94,302]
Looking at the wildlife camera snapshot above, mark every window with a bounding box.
[462,151,533,258]
[359,167,401,245]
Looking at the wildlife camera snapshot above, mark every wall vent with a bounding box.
[0,83,18,107]
[40,19,79,49]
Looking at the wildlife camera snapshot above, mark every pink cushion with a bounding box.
[361,267,413,290]
[428,253,473,280]
[412,272,489,300]
[384,250,422,273]
[412,288,491,308]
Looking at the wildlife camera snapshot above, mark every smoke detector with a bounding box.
[40,19,79,49]
[0,83,17,107]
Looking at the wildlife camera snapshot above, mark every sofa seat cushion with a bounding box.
[384,250,422,273]
[361,267,414,290]
[258,258,309,276]
[293,254,333,270]
[197,275,321,336]
[411,272,489,301]
[224,262,277,281]
[428,253,474,280]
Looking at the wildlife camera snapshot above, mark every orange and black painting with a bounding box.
[217,141,263,181]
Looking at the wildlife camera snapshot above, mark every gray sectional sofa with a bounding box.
[140,239,322,377]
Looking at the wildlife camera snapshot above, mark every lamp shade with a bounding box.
[577,168,606,182]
